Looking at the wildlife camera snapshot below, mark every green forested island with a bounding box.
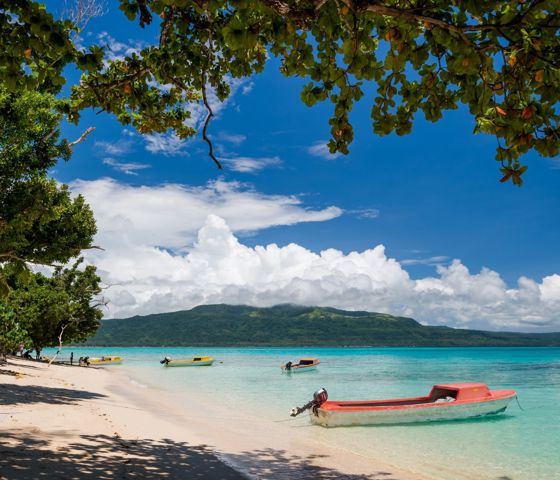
[84,305,560,347]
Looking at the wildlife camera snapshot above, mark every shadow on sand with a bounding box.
[0,431,402,480]
[0,431,245,480]
[0,383,107,406]
[0,380,396,479]
[227,447,397,479]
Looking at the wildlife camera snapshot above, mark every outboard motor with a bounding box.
[313,388,328,411]
[290,388,328,417]
[160,356,171,365]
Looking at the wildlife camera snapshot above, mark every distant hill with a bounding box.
[82,304,560,347]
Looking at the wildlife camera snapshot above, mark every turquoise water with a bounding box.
[50,347,560,479]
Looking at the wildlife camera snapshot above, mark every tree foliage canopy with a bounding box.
[0,88,97,289]
[1,0,559,182]
[2,258,103,354]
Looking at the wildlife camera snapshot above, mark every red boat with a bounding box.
[292,383,516,427]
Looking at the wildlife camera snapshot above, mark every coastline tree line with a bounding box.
[1,1,559,356]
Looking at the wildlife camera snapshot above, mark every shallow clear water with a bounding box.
[50,347,560,479]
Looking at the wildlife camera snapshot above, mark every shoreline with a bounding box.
[1,357,431,480]
[0,357,244,479]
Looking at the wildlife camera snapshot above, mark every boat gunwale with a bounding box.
[281,358,320,371]
[319,390,516,412]
[164,356,214,366]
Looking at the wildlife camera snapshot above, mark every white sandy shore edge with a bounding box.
[1,358,432,480]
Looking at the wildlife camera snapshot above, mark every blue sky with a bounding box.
[48,3,560,330]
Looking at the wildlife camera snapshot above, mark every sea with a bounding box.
[46,346,560,479]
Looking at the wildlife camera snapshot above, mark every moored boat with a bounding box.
[160,355,214,367]
[281,358,320,373]
[88,355,123,365]
[291,383,516,427]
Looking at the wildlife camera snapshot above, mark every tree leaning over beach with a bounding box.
[0,88,97,292]
[4,258,103,358]
[0,88,100,357]
[1,0,559,184]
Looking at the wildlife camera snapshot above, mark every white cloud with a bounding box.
[141,78,250,156]
[97,32,146,62]
[242,82,255,95]
[102,158,150,176]
[186,77,249,130]
[95,140,133,156]
[401,255,450,266]
[143,133,188,156]
[72,178,342,252]
[218,132,247,146]
[348,208,380,219]
[307,141,342,160]
[223,156,281,173]
[70,179,560,330]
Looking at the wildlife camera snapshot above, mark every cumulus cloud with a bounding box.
[70,179,560,331]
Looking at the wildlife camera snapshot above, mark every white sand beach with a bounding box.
[0,357,432,480]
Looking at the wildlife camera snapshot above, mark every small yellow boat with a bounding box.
[88,355,124,365]
[160,355,214,367]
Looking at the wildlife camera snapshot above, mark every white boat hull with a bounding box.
[283,364,318,373]
[310,396,514,427]
[89,358,123,365]
[166,360,214,367]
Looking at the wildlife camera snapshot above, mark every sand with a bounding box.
[0,357,431,480]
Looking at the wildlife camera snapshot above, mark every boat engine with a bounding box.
[290,388,328,417]
[160,356,171,365]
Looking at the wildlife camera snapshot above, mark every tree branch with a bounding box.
[85,68,150,92]
[360,0,549,37]
[85,245,105,252]
[200,74,222,169]
[48,323,68,367]
[159,6,176,46]
[361,3,470,43]
[68,127,95,148]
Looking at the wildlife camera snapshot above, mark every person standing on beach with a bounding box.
[70,352,74,365]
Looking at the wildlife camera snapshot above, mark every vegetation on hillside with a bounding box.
[85,304,560,347]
